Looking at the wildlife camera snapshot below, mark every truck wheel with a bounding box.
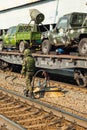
[19,41,27,53]
[0,41,3,51]
[78,38,87,56]
[42,40,51,54]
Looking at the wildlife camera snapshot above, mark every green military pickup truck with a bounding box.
[41,12,87,56]
[0,24,42,52]
[0,9,44,52]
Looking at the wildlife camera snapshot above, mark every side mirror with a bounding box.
[0,30,1,35]
[54,27,59,33]
[59,28,64,33]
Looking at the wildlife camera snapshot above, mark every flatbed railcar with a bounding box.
[0,51,87,87]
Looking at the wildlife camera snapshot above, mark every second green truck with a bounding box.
[0,9,44,52]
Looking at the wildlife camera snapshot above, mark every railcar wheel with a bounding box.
[74,70,87,87]
[78,38,87,56]
[42,40,51,54]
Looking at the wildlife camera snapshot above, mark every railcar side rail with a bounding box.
[0,51,87,69]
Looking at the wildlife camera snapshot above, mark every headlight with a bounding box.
[81,28,85,33]
[41,34,44,39]
[53,39,57,44]
[41,31,49,39]
[47,31,50,36]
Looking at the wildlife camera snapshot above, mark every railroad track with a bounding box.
[0,87,87,130]
[2,74,87,119]
[0,70,87,129]
[2,71,87,116]
[2,70,87,94]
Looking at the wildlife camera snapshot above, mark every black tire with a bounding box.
[42,40,51,54]
[78,38,87,56]
[19,41,28,53]
[0,41,3,51]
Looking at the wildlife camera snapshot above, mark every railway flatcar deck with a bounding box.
[0,51,87,87]
[0,51,87,69]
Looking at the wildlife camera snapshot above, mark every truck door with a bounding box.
[4,26,17,46]
[55,17,68,45]
[9,26,17,45]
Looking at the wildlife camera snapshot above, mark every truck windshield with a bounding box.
[7,26,17,35]
[18,25,34,32]
[70,14,87,27]
[56,17,68,30]
[82,16,87,26]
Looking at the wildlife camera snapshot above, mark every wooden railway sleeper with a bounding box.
[8,110,34,119]
[18,114,57,127]
[2,98,12,103]
[0,96,7,100]
[43,111,54,120]
[31,109,42,115]
[0,123,7,130]
[48,116,65,126]
[18,117,47,126]
[24,106,32,111]
[65,121,77,130]
[45,112,55,121]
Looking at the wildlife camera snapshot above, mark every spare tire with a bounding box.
[42,40,51,54]
[78,38,87,56]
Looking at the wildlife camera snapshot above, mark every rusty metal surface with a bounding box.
[0,51,87,69]
[0,51,87,59]
[33,52,87,60]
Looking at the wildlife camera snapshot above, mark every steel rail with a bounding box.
[0,86,87,128]
[0,114,26,130]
